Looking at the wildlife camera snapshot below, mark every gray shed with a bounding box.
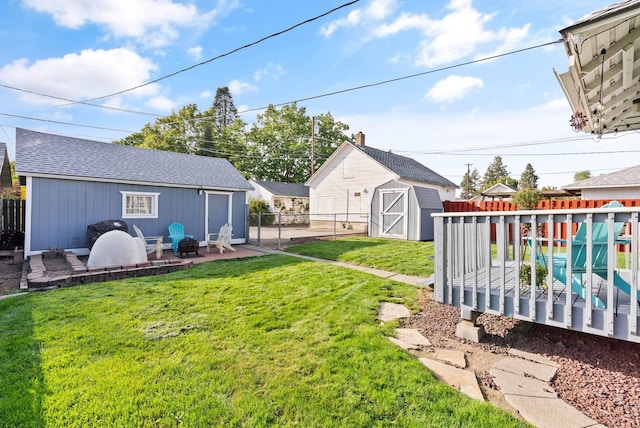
[370,180,443,241]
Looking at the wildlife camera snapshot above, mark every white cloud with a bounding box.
[187,45,203,61]
[426,75,483,104]
[199,90,214,99]
[145,95,175,111]
[228,79,257,95]
[21,0,238,47]
[321,0,398,37]
[253,63,285,81]
[329,0,530,68]
[0,48,159,106]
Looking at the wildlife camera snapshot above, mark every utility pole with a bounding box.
[465,163,472,201]
[311,116,316,175]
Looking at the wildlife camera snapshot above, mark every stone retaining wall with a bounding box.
[27,251,194,291]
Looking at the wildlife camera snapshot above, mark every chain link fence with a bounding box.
[249,212,369,249]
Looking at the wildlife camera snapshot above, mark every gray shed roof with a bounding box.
[413,185,443,210]
[359,145,458,189]
[563,164,640,190]
[15,128,252,191]
[253,180,309,197]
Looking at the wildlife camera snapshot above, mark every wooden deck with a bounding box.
[433,206,640,343]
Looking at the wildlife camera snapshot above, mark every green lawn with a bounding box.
[285,237,435,278]
[0,254,529,427]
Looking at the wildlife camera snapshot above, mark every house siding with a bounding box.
[581,187,640,200]
[309,145,395,226]
[28,177,246,253]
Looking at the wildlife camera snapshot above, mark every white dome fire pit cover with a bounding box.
[87,230,147,269]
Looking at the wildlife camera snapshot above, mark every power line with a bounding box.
[0,84,160,116]
[0,113,133,133]
[62,0,361,105]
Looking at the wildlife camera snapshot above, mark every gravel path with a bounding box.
[404,288,640,428]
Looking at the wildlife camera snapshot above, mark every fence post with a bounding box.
[277,213,282,250]
[334,214,337,240]
[257,213,261,246]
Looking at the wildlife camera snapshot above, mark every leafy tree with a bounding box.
[115,103,208,153]
[574,170,591,181]
[113,87,248,163]
[244,104,349,182]
[512,188,540,210]
[459,167,480,199]
[480,156,512,190]
[519,163,538,190]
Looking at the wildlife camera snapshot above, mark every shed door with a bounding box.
[380,190,407,238]
[207,192,232,237]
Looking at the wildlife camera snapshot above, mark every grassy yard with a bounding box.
[285,237,435,278]
[0,254,529,427]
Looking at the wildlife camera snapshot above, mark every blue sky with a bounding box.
[0,0,636,190]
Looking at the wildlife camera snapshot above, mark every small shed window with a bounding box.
[120,191,160,219]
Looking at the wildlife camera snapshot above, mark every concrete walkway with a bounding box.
[249,245,604,428]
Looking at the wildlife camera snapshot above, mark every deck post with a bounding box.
[455,308,485,342]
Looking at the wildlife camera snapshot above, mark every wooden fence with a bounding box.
[443,199,640,247]
[0,199,25,250]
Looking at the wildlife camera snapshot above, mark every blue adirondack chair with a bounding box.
[535,201,634,308]
[168,223,194,254]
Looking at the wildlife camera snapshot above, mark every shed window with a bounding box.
[120,191,160,219]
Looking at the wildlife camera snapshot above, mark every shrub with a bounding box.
[249,198,274,226]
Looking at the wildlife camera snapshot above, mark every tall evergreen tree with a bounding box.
[211,86,239,129]
[480,156,511,190]
[459,167,480,199]
[519,163,539,190]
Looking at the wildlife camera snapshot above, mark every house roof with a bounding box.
[359,145,458,189]
[15,128,252,191]
[555,0,640,137]
[0,143,13,190]
[563,164,640,190]
[481,182,517,197]
[252,180,309,198]
[413,185,443,210]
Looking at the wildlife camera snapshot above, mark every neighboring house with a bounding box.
[0,143,13,192]
[306,132,457,240]
[248,180,309,224]
[15,128,253,257]
[469,183,517,202]
[562,165,640,200]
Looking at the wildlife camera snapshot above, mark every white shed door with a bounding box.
[380,190,407,238]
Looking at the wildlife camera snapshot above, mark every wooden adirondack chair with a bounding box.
[207,223,235,254]
[133,224,163,260]
[535,201,634,308]
[168,223,194,254]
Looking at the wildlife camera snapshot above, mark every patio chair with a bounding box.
[133,224,164,259]
[168,223,194,254]
[534,201,634,308]
[207,223,235,254]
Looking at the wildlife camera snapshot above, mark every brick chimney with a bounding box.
[354,131,365,147]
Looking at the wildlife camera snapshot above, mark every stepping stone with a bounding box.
[493,357,557,382]
[491,358,605,428]
[418,357,484,401]
[435,348,466,368]
[378,302,410,322]
[395,328,431,346]
[387,337,421,350]
[508,349,559,368]
[490,365,557,399]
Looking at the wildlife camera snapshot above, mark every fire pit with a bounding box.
[177,237,199,256]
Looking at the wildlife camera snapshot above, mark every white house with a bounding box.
[305,132,457,234]
[562,165,640,200]
[248,180,309,224]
